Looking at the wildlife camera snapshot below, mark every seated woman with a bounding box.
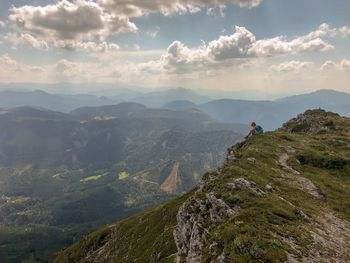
[245,122,264,139]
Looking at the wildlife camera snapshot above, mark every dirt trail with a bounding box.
[279,152,323,200]
[279,153,300,175]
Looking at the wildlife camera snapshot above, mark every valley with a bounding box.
[0,103,244,262]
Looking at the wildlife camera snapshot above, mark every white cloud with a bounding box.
[98,0,262,18]
[7,0,262,52]
[320,59,350,71]
[146,27,160,38]
[207,26,256,60]
[54,40,119,52]
[4,33,49,51]
[8,0,135,52]
[235,0,261,8]
[320,60,337,71]
[206,5,227,17]
[339,26,350,37]
[206,7,216,16]
[0,53,48,82]
[250,23,335,57]
[269,61,313,73]
[341,59,350,69]
[0,53,19,70]
[0,20,6,28]
[139,24,334,74]
[9,0,137,40]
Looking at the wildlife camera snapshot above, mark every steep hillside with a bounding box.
[54,109,350,262]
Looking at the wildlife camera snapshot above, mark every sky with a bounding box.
[0,0,349,97]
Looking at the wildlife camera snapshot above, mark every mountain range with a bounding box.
[173,89,350,130]
[1,88,350,129]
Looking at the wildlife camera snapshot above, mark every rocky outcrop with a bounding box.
[281,109,339,134]
[227,178,266,197]
[174,189,238,262]
[206,193,237,223]
[174,198,207,263]
[174,138,254,262]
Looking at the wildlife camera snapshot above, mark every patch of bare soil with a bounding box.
[161,162,181,194]
[279,153,324,200]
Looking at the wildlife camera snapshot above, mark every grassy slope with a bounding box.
[53,110,350,262]
[199,110,350,261]
[53,191,193,263]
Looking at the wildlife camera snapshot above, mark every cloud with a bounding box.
[320,60,337,71]
[235,0,261,8]
[98,0,262,18]
[139,24,334,74]
[0,53,46,79]
[341,59,350,69]
[54,40,119,52]
[320,59,350,71]
[0,20,6,28]
[0,53,19,70]
[4,32,49,51]
[146,27,160,38]
[339,26,350,37]
[9,0,137,40]
[7,0,262,52]
[206,6,227,17]
[269,61,313,73]
[250,23,334,57]
[8,0,135,52]
[207,26,256,60]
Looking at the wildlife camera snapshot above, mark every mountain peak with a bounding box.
[281,109,341,133]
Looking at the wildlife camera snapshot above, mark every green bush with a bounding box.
[297,151,350,169]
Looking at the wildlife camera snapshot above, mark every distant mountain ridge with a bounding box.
[162,100,198,111]
[0,87,210,111]
[1,89,349,129]
[0,89,113,113]
[161,89,350,130]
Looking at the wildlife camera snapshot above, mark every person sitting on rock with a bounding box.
[245,122,264,139]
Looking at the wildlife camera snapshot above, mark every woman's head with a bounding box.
[251,122,256,127]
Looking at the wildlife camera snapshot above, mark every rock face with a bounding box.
[206,193,237,223]
[174,198,206,263]
[174,179,240,262]
[174,143,247,262]
[174,193,238,262]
